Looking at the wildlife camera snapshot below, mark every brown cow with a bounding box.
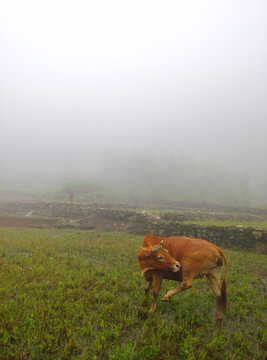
[138,234,228,320]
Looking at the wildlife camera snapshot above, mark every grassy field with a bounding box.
[0,228,266,359]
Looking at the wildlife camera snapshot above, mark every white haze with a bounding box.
[0,0,267,204]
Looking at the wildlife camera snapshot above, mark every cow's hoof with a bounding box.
[161,296,169,302]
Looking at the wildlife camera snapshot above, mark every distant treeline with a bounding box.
[1,150,254,206]
[85,150,251,206]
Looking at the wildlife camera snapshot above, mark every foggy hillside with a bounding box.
[1,1,267,206]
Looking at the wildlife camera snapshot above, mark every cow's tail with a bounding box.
[213,244,228,308]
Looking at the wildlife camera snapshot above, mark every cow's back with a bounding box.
[143,234,220,262]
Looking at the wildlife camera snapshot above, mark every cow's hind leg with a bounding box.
[161,276,194,302]
[206,268,226,320]
[149,272,163,312]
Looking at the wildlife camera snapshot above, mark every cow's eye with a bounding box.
[158,256,164,260]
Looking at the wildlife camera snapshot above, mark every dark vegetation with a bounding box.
[0,228,266,359]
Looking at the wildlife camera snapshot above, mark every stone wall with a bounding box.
[143,221,267,252]
[1,202,266,252]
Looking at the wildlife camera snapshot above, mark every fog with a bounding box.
[1,1,267,205]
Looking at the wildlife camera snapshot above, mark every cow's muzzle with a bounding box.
[172,261,181,272]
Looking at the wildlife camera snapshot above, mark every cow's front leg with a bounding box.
[161,278,193,301]
[144,280,152,296]
[149,272,163,312]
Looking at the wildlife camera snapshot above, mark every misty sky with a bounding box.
[1,0,267,179]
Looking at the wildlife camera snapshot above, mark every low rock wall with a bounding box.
[143,221,266,251]
[1,202,266,252]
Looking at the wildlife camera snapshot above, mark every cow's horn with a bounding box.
[151,243,163,253]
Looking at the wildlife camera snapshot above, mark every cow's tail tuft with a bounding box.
[221,277,227,309]
[218,247,228,309]
[213,244,228,309]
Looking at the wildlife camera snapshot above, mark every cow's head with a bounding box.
[140,241,181,272]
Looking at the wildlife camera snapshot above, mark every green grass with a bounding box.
[184,219,267,229]
[0,228,266,359]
